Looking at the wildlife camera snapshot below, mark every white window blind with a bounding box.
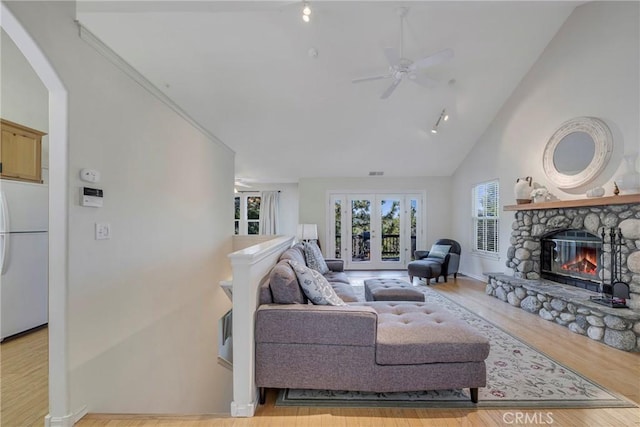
[472,180,499,254]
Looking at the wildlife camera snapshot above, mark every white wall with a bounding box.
[299,176,452,253]
[1,29,49,182]
[451,1,639,280]
[7,1,235,415]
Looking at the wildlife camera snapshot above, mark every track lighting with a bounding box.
[431,108,448,134]
[302,2,311,22]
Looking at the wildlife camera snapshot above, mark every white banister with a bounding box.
[228,236,294,417]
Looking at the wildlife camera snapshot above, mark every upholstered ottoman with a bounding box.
[364,278,425,302]
[408,260,442,285]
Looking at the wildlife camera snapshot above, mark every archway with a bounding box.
[1,3,70,426]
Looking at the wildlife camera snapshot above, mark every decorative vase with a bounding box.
[533,195,547,203]
[616,153,640,195]
[514,176,533,204]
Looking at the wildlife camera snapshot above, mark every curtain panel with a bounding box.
[259,191,280,235]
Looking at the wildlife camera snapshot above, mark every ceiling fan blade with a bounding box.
[352,74,392,84]
[380,79,402,99]
[383,47,401,67]
[408,73,438,88]
[409,48,454,71]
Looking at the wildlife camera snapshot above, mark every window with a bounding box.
[472,180,499,254]
[234,195,261,235]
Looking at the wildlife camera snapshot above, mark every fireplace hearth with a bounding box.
[541,229,602,292]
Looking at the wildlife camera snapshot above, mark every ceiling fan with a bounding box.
[352,7,454,99]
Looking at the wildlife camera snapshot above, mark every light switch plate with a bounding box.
[95,223,111,240]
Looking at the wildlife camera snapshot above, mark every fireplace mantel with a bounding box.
[504,193,640,211]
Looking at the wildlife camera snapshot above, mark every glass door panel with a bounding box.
[379,198,401,263]
[333,198,343,259]
[350,199,371,263]
[410,198,418,261]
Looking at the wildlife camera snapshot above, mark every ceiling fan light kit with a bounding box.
[352,7,454,100]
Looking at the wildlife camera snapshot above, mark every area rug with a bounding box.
[276,282,635,409]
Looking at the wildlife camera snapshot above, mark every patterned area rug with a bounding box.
[276,282,635,409]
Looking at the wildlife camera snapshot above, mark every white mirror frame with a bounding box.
[543,117,613,189]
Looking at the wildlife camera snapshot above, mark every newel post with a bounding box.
[227,236,294,417]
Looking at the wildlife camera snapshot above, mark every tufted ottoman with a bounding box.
[364,278,425,302]
[407,260,442,285]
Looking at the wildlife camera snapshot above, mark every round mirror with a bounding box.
[552,131,595,176]
[543,117,612,189]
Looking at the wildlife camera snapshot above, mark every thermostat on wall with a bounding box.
[81,187,104,207]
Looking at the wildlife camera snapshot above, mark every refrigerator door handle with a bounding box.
[0,234,6,274]
[0,191,8,274]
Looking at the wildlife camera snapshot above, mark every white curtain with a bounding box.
[259,191,280,235]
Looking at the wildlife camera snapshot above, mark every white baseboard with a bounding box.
[44,413,74,427]
[230,400,257,417]
[45,405,87,427]
[460,271,488,282]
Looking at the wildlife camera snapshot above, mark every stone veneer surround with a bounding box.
[506,203,640,310]
[485,200,640,351]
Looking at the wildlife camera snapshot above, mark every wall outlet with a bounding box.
[95,223,111,240]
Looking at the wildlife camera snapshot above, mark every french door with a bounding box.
[328,193,423,270]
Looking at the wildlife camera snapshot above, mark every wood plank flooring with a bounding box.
[3,273,639,426]
[0,326,49,427]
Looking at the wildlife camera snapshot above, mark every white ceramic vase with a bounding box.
[616,153,640,195]
[514,177,533,204]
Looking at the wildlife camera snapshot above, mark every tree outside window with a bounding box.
[234,195,261,235]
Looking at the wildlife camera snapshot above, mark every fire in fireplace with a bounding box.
[541,229,603,292]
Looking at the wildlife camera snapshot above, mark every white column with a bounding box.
[228,236,294,417]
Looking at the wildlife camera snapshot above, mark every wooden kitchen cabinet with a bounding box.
[0,119,46,183]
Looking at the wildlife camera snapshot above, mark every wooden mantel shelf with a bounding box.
[504,193,640,211]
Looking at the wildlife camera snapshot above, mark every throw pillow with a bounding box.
[269,260,307,304]
[429,244,451,259]
[288,260,346,306]
[303,241,330,275]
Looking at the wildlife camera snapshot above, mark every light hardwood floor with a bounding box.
[1,326,49,427]
[3,274,639,426]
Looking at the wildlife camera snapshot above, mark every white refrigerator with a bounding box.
[0,180,48,341]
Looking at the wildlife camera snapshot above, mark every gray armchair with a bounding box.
[409,238,461,284]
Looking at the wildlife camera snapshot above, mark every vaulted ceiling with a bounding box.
[77,1,580,183]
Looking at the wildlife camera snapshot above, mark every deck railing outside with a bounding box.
[334,235,417,261]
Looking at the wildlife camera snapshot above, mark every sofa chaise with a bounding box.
[254,243,490,404]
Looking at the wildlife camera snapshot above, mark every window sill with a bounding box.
[471,250,500,261]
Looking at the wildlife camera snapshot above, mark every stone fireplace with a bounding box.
[505,201,639,308]
[486,196,640,351]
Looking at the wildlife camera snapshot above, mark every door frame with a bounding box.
[1,4,71,426]
[326,190,426,270]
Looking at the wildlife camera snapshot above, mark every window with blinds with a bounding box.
[472,180,499,254]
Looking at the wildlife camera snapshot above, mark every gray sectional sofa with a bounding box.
[254,244,490,404]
